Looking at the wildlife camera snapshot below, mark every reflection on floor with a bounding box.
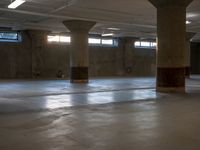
[0,77,158,112]
[0,76,200,150]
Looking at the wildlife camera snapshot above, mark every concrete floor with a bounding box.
[0,77,158,113]
[0,76,200,150]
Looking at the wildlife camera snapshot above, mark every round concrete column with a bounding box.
[63,20,96,83]
[149,0,193,92]
[185,32,196,78]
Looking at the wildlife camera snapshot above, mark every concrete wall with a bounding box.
[0,37,32,78]
[132,48,156,76]
[0,30,156,79]
[191,42,200,74]
[44,44,70,78]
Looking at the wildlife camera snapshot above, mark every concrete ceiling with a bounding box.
[0,0,200,40]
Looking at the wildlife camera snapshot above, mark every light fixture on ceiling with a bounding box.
[102,33,114,37]
[8,0,26,9]
[186,20,192,24]
[107,28,120,31]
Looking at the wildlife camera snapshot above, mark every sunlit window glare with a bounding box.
[47,35,70,43]
[47,35,116,46]
[88,38,101,44]
[134,41,157,49]
[141,41,150,47]
[102,39,113,45]
[60,36,71,43]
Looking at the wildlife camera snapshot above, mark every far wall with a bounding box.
[191,42,200,74]
[0,30,156,79]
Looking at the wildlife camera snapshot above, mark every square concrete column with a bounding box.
[27,30,50,78]
[149,0,193,92]
[185,32,196,78]
[118,37,136,75]
[63,20,96,83]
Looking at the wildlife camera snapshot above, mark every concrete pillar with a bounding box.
[63,20,96,83]
[118,37,135,75]
[27,30,49,78]
[185,32,196,78]
[115,38,124,76]
[149,0,193,92]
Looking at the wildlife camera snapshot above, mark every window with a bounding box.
[134,41,140,47]
[60,36,71,43]
[102,39,113,45]
[47,35,71,43]
[88,38,101,44]
[48,35,59,42]
[134,41,157,49]
[141,41,150,47]
[47,34,117,47]
[0,32,20,42]
[151,42,157,47]
[89,37,116,46]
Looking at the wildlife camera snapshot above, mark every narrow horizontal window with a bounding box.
[88,38,101,44]
[141,41,150,47]
[47,34,118,47]
[134,41,140,47]
[60,36,71,43]
[0,32,20,42]
[151,42,157,47]
[102,39,113,45]
[134,41,156,49]
[48,35,59,42]
[47,35,71,43]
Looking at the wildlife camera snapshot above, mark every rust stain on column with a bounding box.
[70,67,88,83]
[185,66,190,77]
[157,68,185,87]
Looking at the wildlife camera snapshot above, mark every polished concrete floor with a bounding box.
[0,76,200,150]
[0,77,158,113]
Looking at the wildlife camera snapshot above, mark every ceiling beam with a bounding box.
[0,7,156,29]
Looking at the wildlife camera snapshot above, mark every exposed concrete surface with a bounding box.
[0,31,156,78]
[0,77,156,113]
[191,42,200,74]
[0,76,200,150]
[1,96,200,150]
[150,0,190,92]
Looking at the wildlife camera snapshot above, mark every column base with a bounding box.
[157,67,185,92]
[156,87,185,93]
[185,66,190,78]
[70,79,88,83]
[70,67,88,83]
